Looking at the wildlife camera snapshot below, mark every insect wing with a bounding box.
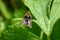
[28,19,32,28]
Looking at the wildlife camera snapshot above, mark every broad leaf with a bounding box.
[24,0,50,35]
[50,0,60,35]
[51,19,60,40]
[1,26,40,40]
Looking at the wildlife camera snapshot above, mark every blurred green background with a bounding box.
[0,0,60,40]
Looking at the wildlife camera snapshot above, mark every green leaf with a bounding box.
[51,19,60,40]
[1,26,40,40]
[11,18,41,37]
[50,0,60,35]
[24,0,50,35]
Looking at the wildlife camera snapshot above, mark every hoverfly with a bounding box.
[20,11,32,28]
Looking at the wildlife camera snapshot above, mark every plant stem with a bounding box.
[47,35,50,40]
[40,31,43,40]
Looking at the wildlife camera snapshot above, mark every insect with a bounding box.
[21,11,32,28]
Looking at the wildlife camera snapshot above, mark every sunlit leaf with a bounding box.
[50,0,60,35]
[24,0,50,35]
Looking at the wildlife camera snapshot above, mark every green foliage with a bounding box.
[0,0,60,40]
